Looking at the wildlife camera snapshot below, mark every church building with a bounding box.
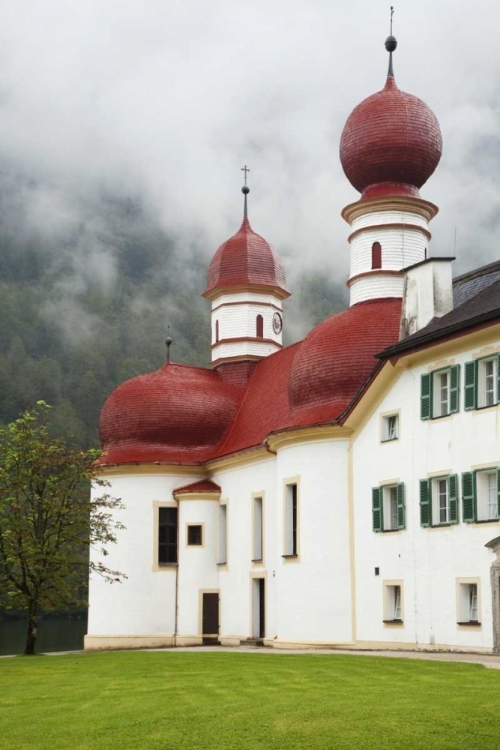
[85,32,500,653]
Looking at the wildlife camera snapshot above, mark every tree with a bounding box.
[0,402,126,654]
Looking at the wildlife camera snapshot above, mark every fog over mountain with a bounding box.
[0,1,498,440]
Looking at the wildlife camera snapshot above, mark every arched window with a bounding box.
[371,242,382,269]
[215,320,219,343]
[256,315,264,339]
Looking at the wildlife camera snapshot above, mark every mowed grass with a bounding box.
[1,652,500,750]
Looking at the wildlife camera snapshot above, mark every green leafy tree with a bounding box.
[0,403,126,655]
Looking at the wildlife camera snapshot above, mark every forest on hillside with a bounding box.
[0,167,348,447]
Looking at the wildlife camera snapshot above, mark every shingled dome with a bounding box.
[203,217,289,298]
[339,76,442,200]
[99,362,242,464]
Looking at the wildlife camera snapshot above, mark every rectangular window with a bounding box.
[420,476,458,527]
[457,581,481,624]
[383,583,403,623]
[283,483,298,557]
[382,414,399,442]
[252,496,263,562]
[421,366,460,419]
[372,484,405,532]
[158,507,178,564]
[218,504,227,564]
[464,469,500,522]
[187,524,203,546]
[465,355,500,410]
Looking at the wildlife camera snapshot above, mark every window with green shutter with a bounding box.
[471,468,500,522]
[419,479,431,527]
[449,365,460,413]
[448,474,458,523]
[464,361,477,410]
[420,373,432,420]
[372,487,382,532]
[461,471,475,523]
[396,483,405,530]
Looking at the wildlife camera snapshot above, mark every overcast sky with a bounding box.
[0,0,499,289]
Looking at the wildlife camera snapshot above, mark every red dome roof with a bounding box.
[99,363,242,464]
[340,76,442,199]
[204,217,289,297]
[288,298,402,417]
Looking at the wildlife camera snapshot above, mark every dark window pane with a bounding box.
[188,525,203,546]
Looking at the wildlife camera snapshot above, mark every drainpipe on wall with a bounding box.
[173,500,180,646]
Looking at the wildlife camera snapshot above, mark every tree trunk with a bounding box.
[24,602,38,655]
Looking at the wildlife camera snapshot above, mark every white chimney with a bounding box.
[400,257,454,339]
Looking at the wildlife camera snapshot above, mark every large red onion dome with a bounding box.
[203,189,289,298]
[340,58,442,200]
[99,362,242,464]
[288,298,402,419]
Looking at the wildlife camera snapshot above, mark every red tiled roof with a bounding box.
[203,217,289,297]
[340,75,442,199]
[288,298,402,422]
[99,362,243,466]
[99,300,402,465]
[173,479,221,495]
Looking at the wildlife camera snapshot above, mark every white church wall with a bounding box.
[210,458,277,641]
[86,471,204,649]
[350,226,426,278]
[274,439,352,645]
[352,336,500,650]
[350,275,404,305]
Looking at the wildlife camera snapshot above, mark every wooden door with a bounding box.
[202,593,219,635]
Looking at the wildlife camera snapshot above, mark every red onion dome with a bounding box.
[204,216,289,298]
[288,298,402,417]
[99,362,242,464]
[340,76,442,199]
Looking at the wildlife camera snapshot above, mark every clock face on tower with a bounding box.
[272,312,283,334]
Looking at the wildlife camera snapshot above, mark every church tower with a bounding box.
[203,171,290,386]
[339,25,443,306]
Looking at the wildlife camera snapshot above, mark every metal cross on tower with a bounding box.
[241,165,250,186]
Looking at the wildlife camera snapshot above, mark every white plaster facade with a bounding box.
[86,323,500,653]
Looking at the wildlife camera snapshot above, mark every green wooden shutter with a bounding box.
[450,365,460,413]
[497,468,500,519]
[420,479,431,527]
[421,373,432,420]
[372,487,382,532]
[464,361,477,410]
[462,472,475,523]
[449,474,458,523]
[397,483,405,530]
[497,355,500,404]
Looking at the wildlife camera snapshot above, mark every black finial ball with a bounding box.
[385,35,397,52]
[242,186,250,195]
[165,336,172,347]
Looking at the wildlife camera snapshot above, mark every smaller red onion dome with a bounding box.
[288,298,402,417]
[99,362,242,464]
[203,188,289,298]
[340,57,442,199]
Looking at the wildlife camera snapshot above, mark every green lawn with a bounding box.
[1,651,499,749]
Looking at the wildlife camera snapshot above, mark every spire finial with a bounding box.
[241,164,250,220]
[165,326,172,363]
[385,6,398,78]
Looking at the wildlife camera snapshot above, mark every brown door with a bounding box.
[202,593,219,635]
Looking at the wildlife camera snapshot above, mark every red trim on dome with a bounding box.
[361,183,422,200]
[203,218,289,297]
[173,479,221,495]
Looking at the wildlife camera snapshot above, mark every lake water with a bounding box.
[0,616,88,656]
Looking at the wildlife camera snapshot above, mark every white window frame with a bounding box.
[476,470,498,522]
[432,477,450,525]
[217,502,227,565]
[381,413,399,442]
[252,494,264,562]
[456,578,481,625]
[383,580,404,624]
[283,479,299,559]
[478,357,498,408]
[433,369,451,417]
[383,485,399,531]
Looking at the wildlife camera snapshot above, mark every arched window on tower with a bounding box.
[215,320,219,343]
[371,242,382,269]
[256,315,264,339]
